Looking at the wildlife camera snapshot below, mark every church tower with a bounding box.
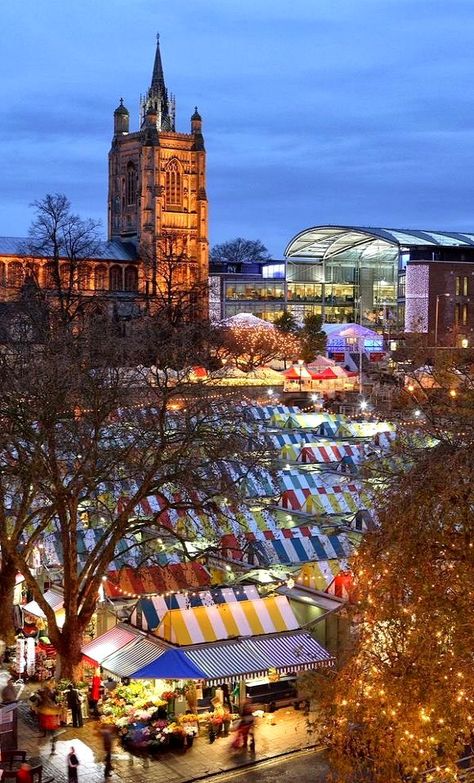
[108,35,208,312]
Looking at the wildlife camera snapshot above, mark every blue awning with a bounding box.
[131,649,208,680]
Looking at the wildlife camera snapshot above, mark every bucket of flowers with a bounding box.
[166,722,186,750]
[148,719,171,754]
[179,713,199,747]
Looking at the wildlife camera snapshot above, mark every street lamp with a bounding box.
[359,399,368,412]
[267,388,274,398]
[434,293,450,347]
[297,359,304,393]
[461,338,469,349]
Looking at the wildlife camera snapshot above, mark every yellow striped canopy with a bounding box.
[297,559,344,591]
[156,595,300,645]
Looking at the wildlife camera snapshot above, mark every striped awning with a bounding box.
[185,631,334,685]
[81,625,139,664]
[105,563,211,598]
[130,586,261,632]
[243,405,299,421]
[156,596,299,645]
[246,532,352,565]
[100,637,168,677]
[296,559,348,592]
[23,589,64,618]
[297,442,363,464]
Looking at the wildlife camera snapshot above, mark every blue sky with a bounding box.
[2,0,474,256]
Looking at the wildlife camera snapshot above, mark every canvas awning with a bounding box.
[23,589,64,619]
[105,563,211,598]
[130,630,333,684]
[100,637,168,678]
[244,529,353,564]
[156,596,300,645]
[185,631,333,684]
[81,625,140,665]
[130,586,261,632]
[297,442,363,464]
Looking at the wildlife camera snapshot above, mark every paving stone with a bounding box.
[16,700,314,783]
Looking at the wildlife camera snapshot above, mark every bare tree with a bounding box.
[0,321,267,679]
[23,193,102,327]
[210,238,271,267]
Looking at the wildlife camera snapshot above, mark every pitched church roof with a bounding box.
[0,236,138,262]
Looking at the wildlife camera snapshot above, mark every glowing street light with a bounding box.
[267,388,274,397]
[414,409,421,418]
[360,399,368,411]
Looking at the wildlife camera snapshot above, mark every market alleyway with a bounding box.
[17,700,320,783]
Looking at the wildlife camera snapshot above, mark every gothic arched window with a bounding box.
[95,265,107,290]
[8,262,24,288]
[126,163,137,206]
[165,159,182,208]
[124,266,138,292]
[78,265,91,290]
[0,262,6,286]
[110,265,123,291]
[44,263,56,288]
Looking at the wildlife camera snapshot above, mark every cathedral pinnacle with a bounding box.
[140,35,175,132]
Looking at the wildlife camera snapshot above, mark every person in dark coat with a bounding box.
[100,724,114,777]
[66,684,83,728]
[67,747,80,783]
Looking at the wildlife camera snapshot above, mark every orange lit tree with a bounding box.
[310,437,474,782]
[222,324,301,372]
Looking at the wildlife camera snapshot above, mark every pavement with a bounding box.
[17,699,320,783]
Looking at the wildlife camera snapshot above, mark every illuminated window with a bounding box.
[109,265,123,291]
[463,303,468,325]
[165,159,182,207]
[124,266,138,291]
[60,264,72,287]
[78,265,91,290]
[94,265,107,290]
[126,163,136,206]
[8,261,24,288]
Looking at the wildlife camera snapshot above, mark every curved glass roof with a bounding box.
[285,225,474,262]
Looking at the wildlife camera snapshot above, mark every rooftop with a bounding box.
[285,225,474,264]
[0,236,138,262]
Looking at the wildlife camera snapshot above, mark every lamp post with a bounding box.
[434,293,450,347]
[297,359,304,393]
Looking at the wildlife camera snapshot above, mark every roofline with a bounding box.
[285,224,474,258]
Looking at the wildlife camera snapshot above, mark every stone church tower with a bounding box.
[108,36,208,310]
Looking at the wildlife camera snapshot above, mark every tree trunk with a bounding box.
[52,623,85,682]
[0,556,18,645]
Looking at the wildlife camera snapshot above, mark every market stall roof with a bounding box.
[185,631,333,683]
[154,596,300,645]
[130,586,261,632]
[243,529,353,564]
[131,648,208,680]
[242,405,300,421]
[131,630,333,684]
[105,563,211,598]
[219,313,276,330]
[81,624,141,665]
[297,442,363,464]
[23,589,64,619]
[100,636,168,678]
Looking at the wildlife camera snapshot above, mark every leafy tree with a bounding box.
[210,238,271,267]
[273,310,299,334]
[300,313,327,363]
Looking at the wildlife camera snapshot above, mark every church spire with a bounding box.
[140,34,175,132]
[151,33,165,93]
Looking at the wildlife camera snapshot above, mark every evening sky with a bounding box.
[2,0,474,256]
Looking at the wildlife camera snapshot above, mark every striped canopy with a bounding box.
[155,595,300,645]
[279,487,364,515]
[297,442,363,464]
[82,625,141,665]
[336,421,395,439]
[243,530,353,565]
[130,586,261,632]
[130,630,333,683]
[280,413,344,430]
[100,637,168,678]
[242,405,299,421]
[23,589,64,619]
[296,560,348,592]
[105,563,211,598]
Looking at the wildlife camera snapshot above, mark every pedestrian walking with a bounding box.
[67,747,80,783]
[66,684,83,728]
[100,724,114,777]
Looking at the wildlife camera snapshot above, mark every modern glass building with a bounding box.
[211,226,474,334]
